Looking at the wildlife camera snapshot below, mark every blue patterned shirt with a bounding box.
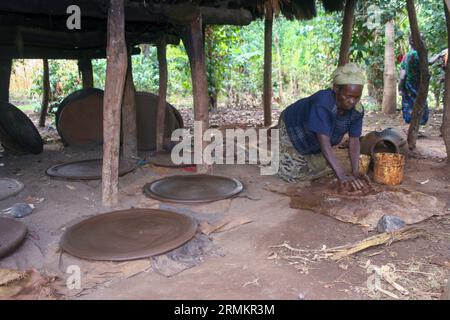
[282,89,364,155]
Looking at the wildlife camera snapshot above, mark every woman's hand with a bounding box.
[338,174,372,192]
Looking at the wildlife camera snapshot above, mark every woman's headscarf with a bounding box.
[331,63,366,86]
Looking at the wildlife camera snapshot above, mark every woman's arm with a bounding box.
[316,133,346,180]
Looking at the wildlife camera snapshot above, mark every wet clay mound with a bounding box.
[288,182,446,229]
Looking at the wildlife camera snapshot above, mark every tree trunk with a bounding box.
[121,52,137,159]
[442,0,450,160]
[156,40,168,152]
[338,0,356,66]
[178,15,210,173]
[39,59,49,127]
[102,0,128,207]
[274,33,283,103]
[0,58,12,103]
[263,3,273,126]
[78,58,94,89]
[381,20,397,114]
[406,0,431,150]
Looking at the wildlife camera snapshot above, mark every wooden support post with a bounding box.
[263,3,273,127]
[177,15,210,173]
[78,58,94,89]
[39,59,49,127]
[338,0,356,66]
[442,0,450,160]
[121,52,137,159]
[102,0,128,207]
[0,58,12,103]
[156,39,168,152]
[406,0,430,150]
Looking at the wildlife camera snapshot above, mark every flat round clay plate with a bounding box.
[46,159,136,180]
[0,178,24,201]
[0,217,28,258]
[60,209,197,261]
[144,174,244,203]
[148,152,194,168]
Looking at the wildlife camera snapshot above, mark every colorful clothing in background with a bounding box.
[400,50,429,125]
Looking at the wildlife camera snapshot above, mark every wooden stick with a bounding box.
[406,0,430,150]
[338,0,356,66]
[121,51,137,159]
[156,39,168,152]
[78,58,94,89]
[102,0,128,207]
[39,59,49,127]
[263,2,273,127]
[0,58,12,103]
[178,15,210,173]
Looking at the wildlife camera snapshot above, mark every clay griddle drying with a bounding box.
[46,159,136,180]
[0,102,43,154]
[56,88,104,146]
[147,152,194,168]
[0,178,24,201]
[144,174,243,203]
[0,217,27,258]
[60,208,197,261]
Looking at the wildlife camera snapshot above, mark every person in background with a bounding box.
[398,35,429,126]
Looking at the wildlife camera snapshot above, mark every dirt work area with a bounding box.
[0,107,449,300]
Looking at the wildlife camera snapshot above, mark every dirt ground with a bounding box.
[0,106,449,300]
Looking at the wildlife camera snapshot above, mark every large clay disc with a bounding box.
[147,152,194,168]
[0,217,28,258]
[56,88,104,146]
[46,159,136,180]
[135,92,181,151]
[60,208,197,261]
[143,174,244,203]
[0,102,43,155]
[0,178,24,201]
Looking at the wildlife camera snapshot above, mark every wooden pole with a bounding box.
[381,20,397,114]
[0,58,12,103]
[406,0,430,150]
[442,0,450,160]
[156,39,168,152]
[102,0,128,207]
[338,0,356,66]
[121,51,137,159]
[78,58,94,89]
[178,15,210,173]
[263,3,273,127]
[39,59,49,127]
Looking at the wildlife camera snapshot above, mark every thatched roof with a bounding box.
[0,0,347,59]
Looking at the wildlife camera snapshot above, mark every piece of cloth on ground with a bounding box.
[277,117,333,183]
[287,182,446,229]
[151,234,225,277]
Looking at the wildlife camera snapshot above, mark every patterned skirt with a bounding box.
[277,116,333,183]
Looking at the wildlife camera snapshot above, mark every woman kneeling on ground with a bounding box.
[278,63,368,191]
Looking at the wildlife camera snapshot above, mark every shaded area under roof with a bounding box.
[0,0,346,59]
